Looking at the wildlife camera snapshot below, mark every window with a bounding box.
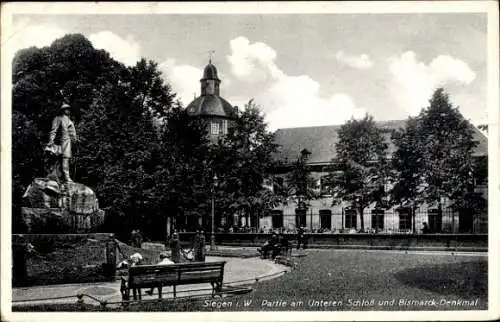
[345,209,357,229]
[371,209,384,230]
[222,119,228,135]
[398,209,412,231]
[295,209,307,228]
[271,210,283,229]
[428,209,443,233]
[211,121,220,135]
[319,209,332,229]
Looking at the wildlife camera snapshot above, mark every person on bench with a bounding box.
[145,251,174,296]
[258,233,279,259]
[119,252,144,300]
[278,233,291,255]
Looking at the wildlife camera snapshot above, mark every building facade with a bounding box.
[260,121,488,234]
[182,60,488,235]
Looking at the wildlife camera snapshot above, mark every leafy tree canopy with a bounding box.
[325,114,389,231]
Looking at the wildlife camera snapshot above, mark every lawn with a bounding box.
[14,250,487,311]
[24,239,165,286]
[223,250,488,311]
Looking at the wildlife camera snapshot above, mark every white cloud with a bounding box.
[227,36,283,83]
[389,51,476,115]
[227,36,364,130]
[160,59,202,106]
[8,18,66,58]
[8,19,141,68]
[88,31,140,66]
[335,51,374,69]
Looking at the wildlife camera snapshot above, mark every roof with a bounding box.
[273,120,488,166]
[202,62,219,81]
[186,94,235,118]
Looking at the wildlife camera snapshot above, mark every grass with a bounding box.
[25,238,112,286]
[14,250,488,312]
[226,250,488,311]
[23,239,167,286]
[22,239,256,286]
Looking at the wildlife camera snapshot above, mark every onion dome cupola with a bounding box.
[186,59,237,142]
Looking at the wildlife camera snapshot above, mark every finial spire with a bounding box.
[208,50,215,64]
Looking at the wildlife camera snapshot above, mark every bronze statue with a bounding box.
[45,103,78,182]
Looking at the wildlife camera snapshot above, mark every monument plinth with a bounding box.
[20,103,105,233]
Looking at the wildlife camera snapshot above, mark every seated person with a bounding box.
[258,233,279,259]
[278,233,291,254]
[119,253,144,300]
[145,252,174,296]
[117,252,144,270]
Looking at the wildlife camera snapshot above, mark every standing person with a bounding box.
[421,222,430,234]
[296,226,305,250]
[46,103,78,183]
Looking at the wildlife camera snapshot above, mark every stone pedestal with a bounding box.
[21,178,105,233]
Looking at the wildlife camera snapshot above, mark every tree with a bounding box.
[286,148,317,205]
[390,88,479,232]
[155,102,211,235]
[417,89,477,206]
[12,34,124,232]
[11,34,177,240]
[390,117,425,233]
[211,100,280,230]
[325,114,389,231]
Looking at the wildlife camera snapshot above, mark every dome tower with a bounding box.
[186,59,237,143]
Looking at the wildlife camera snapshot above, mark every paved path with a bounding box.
[12,256,289,307]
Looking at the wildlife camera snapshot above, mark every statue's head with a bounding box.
[60,103,71,115]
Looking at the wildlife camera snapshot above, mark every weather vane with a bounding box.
[208,50,215,63]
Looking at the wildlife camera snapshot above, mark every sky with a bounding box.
[7,10,489,131]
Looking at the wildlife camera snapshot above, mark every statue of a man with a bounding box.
[46,103,78,182]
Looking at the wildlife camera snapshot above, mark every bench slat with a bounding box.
[127,261,226,290]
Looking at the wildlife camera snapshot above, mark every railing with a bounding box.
[177,232,488,251]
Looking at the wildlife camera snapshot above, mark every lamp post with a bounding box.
[211,174,218,250]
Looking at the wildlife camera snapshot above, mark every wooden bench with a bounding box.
[120,261,226,302]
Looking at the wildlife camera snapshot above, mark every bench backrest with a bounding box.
[128,261,226,288]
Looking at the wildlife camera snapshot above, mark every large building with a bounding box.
[184,60,488,235]
[259,121,488,234]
